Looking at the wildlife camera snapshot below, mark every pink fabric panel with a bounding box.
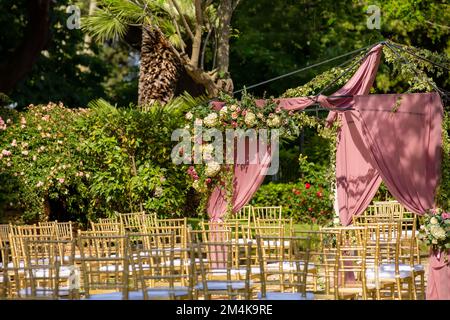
[427,250,450,300]
[207,44,383,220]
[336,111,382,226]
[207,141,271,221]
[354,92,443,214]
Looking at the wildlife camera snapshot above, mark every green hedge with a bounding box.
[0,100,195,224]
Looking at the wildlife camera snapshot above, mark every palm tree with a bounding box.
[83,0,241,106]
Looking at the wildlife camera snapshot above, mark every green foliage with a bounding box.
[0,97,196,224]
[77,98,190,219]
[0,103,89,223]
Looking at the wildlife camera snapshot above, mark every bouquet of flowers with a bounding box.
[418,208,450,258]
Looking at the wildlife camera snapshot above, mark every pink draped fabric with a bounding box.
[207,44,383,220]
[335,111,383,226]
[207,140,272,221]
[427,250,450,300]
[354,92,443,215]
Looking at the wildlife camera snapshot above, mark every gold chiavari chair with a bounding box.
[255,235,314,300]
[55,221,74,241]
[142,212,158,230]
[77,233,139,300]
[153,218,188,250]
[255,218,293,237]
[128,233,193,300]
[90,220,122,234]
[226,205,252,226]
[20,239,78,299]
[365,222,415,300]
[332,226,380,300]
[190,237,253,300]
[117,212,146,234]
[252,206,282,221]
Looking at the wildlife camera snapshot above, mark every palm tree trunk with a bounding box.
[138,26,180,106]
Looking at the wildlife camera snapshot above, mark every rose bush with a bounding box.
[0,98,193,224]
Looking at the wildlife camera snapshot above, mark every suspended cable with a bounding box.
[231,41,385,95]
[385,42,447,99]
[388,42,450,72]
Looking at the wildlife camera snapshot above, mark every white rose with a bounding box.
[205,161,221,177]
[257,113,264,119]
[204,113,219,127]
[333,217,340,225]
[202,144,215,161]
[194,118,203,126]
[430,225,446,240]
[244,112,257,127]
[269,115,281,127]
[219,106,228,118]
[185,112,193,120]
[430,217,438,225]
[230,104,237,111]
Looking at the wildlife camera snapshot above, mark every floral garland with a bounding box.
[418,208,450,262]
[182,91,301,216]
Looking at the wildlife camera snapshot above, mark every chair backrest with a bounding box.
[21,239,77,299]
[191,239,252,300]
[234,205,252,220]
[333,226,370,299]
[117,212,146,233]
[90,220,122,234]
[256,235,312,298]
[77,234,129,298]
[252,206,282,221]
[128,233,193,300]
[55,221,74,240]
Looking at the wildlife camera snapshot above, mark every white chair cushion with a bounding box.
[194,280,250,291]
[145,287,190,298]
[84,291,144,300]
[257,292,315,300]
[380,263,424,272]
[366,267,411,280]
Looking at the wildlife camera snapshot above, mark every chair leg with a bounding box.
[396,278,402,300]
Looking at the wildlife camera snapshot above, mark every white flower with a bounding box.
[205,161,221,177]
[204,113,219,127]
[244,112,257,127]
[194,118,203,126]
[154,186,163,198]
[430,225,446,240]
[11,139,17,147]
[257,112,264,119]
[430,217,438,225]
[333,217,340,225]
[268,115,281,127]
[192,180,201,192]
[230,104,237,111]
[202,144,214,161]
[185,112,193,120]
[21,150,29,156]
[219,106,228,118]
[432,239,438,244]
[36,181,44,188]
[184,124,190,129]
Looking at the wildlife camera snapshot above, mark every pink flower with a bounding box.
[241,110,247,116]
[442,213,450,220]
[58,178,65,184]
[288,111,294,116]
[231,112,239,120]
[305,183,311,189]
[205,178,212,184]
[275,107,282,113]
[1,150,11,156]
[236,107,241,113]
[231,121,238,128]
